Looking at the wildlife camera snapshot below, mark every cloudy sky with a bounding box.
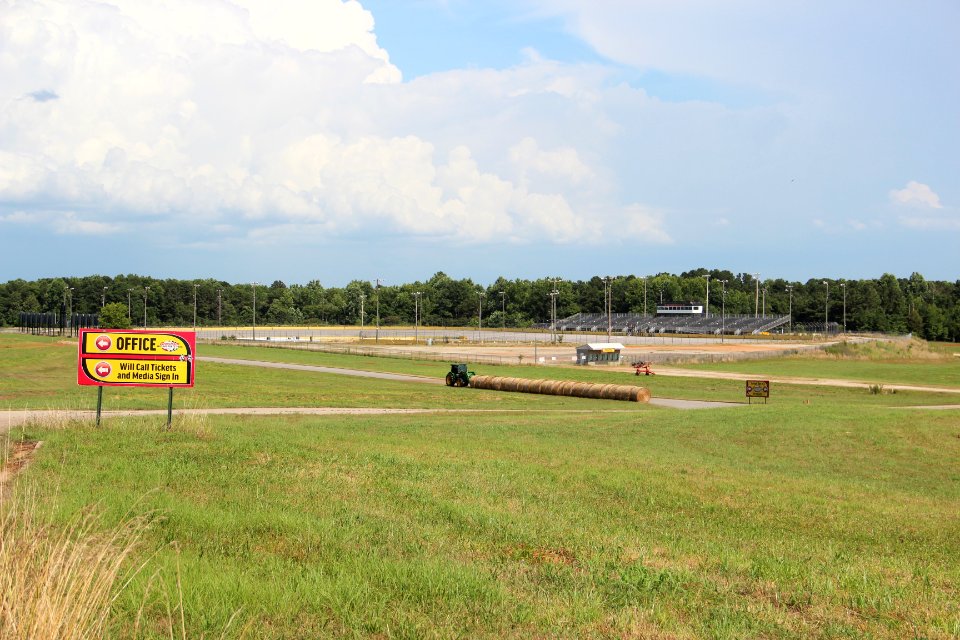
[1,0,957,285]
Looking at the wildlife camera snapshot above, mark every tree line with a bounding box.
[2,270,958,341]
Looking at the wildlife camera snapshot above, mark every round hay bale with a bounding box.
[579,382,602,399]
[516,378,536,393]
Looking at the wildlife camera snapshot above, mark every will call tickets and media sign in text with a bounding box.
[77,329,195,387]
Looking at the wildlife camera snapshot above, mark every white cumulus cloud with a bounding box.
[889,181,943,209]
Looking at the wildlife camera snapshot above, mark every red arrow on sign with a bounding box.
[95,362,111,377]
[95,335,112,350]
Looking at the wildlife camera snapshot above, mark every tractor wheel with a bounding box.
[445,372,455,386]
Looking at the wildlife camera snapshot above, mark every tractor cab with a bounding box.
[445,363,475,387]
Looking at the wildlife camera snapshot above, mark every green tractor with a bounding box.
[445,363,475,387]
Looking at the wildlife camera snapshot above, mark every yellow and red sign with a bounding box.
[78,330,195,387]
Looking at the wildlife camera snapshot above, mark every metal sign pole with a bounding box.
[167,387,173,429]
[96,386,103,427]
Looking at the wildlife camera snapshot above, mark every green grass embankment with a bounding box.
[4,332,960,637]
[14,406,960,639]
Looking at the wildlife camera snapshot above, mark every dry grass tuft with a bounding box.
[0,488,148,640]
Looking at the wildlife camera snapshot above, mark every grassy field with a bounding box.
[3,334,958,411]
[0,334,650,412]
[677,339,960,388]
[3,333,960,638]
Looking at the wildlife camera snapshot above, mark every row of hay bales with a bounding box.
[469,375,650,403]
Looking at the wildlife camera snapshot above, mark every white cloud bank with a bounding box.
[889,181,958,231]
[0,0,670,247]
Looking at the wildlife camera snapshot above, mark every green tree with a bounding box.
[99,302,133,329]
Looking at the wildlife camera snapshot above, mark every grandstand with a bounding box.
[550,311,795,336]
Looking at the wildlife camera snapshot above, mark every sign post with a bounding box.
[78,329,196,427]
[745,380,770,404]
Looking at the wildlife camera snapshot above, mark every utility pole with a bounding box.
[193,283,199,331]
[216,288,222,325]
[143,286,149,329]
[127,290,132,319]
[359,293,365,337]
[102,286,108,308]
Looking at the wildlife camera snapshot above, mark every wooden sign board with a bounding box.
[745,380,769,403]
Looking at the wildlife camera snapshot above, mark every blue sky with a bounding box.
[1,0,957,286]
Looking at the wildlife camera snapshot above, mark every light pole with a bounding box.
[252,282,258,340]
[704,274,710,318]
[478,291,485,343]
[216,289,222,325]
[643,277,648,316]
[375,279,381,343]
[102,286,108,308]
[193,283,199,331]
[840,282,846,333]
[605,275,612,341]
[720,280,727,343]
[786,285,793,334]
[823,280,829,338]
[413,291,422,344]
[500,290,506,331]
[67,287,74,335]
[127,290,132,319]
[359,293,365,337]
[762,287,767,318]
[143,286,149,329]
[753,273,760,318]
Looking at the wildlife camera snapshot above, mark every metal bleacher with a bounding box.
[554,312,790,336]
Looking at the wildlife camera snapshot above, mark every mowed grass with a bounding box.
[198,340,960,407]
[13,404,960,639]
[3,333,958,411]
[0,334,645,412]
